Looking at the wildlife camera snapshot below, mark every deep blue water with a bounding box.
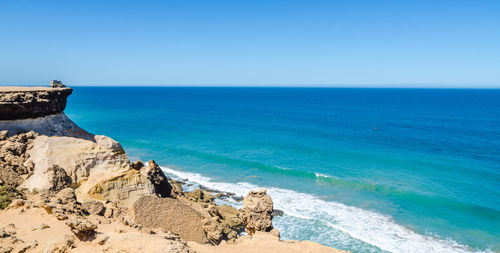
[65,87,500,252]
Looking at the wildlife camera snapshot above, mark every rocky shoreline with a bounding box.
[0,86,346,253]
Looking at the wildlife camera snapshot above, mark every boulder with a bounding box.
[215,204,244,242]
[87,171,156,207]
[93,135,125,154]
[46,165,72,192]
[168,178,184,196]
[217,205,243,230]
[273,209,285,217]
[184,189,215,203]
[104,206,114,218]
[43,188,85,220]
[239,188,274,235]
[82,201,104,216]
[131,195,209,244]
[0,164,22,187]
[0,130,7,141]
[55,188,77,205]
[65,217,97,241]
[176,195,243,244]
[140,160,172,198]
[130,160,144,170]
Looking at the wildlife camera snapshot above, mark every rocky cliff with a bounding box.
[0,86,347,253]
[0,87,72,120]
[0,86,92,138]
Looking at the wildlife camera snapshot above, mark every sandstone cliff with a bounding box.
[0,87,72,120]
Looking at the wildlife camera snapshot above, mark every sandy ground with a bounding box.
[1,205,348,253]
[0,205,190,252]
[189,232,348,253]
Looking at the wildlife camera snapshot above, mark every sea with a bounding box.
[65,87,500,253]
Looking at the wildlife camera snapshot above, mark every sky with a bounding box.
[0,0,499,88]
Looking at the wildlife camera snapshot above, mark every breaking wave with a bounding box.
[161,166,483,253]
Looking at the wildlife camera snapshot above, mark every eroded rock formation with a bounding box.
[131,195,209,244]
[239,188,274,234]
[0,87,72,120]
[140,160,173,198]
[82,200,105,216]
[0,130,37,187]
[46,164,72,192]
[21,135,130,195]
[0,113,94,139]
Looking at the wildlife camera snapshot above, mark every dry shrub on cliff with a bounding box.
[0,185,23,209]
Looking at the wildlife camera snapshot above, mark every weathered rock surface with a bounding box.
[216,205,244,231]
[184,189,215,203]
[0,130,37,187]
[20,134,173,206]
[135,184,244,245]
[210,204,244,243]
[0,87,72,120]
[132,195,209,244]
[22,134,129,194]
[140,160,172,198]
[87,159,174,206]
[0,113,94,139]
[65,217,97,240]
[87,171,156,207]
[0,130,7,140]
[45,165,72,192]
[55,188,78,206]
[168,183,244,243]
[94,135,125,154]
[42,188,86,220]
[82,200,104,215]
[130,160,144,170]
[239,188,274,235]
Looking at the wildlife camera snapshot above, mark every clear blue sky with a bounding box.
[1,0,499,87]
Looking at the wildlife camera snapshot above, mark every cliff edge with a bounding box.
[0,87,92,139]
[0,87,72,120]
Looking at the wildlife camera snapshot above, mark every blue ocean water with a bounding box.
[66,87,500,252]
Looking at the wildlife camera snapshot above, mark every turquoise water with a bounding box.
[66,87,500,252]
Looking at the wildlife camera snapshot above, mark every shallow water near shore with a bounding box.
[66,87,500,252]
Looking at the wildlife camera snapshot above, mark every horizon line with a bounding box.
[70,85,500,89]
[2,83,500,89]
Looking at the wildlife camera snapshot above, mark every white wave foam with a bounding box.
[276,166,291,171]
[315,172,333,179]
[161,166,481,253]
